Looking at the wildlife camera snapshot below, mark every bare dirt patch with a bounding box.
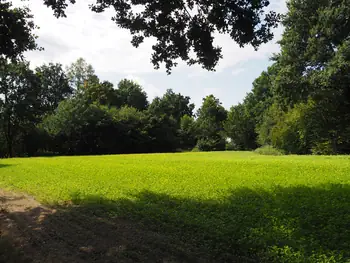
[0,189,208,263]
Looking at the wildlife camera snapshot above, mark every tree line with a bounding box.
[1,0,350,157]
[0,58,230,157]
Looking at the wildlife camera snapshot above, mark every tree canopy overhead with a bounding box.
[42,0,280,73]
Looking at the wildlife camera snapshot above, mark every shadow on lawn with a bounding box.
[1,184,350,263]
[0,164,12,169]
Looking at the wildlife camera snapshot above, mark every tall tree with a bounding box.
[196,95,227,151]
[274,0,350,105]
[179,114,197,150]
[84,79,116,107]
[35,63,73,113]
[115,79,148,110]
[144,113,179,152]
[275,0,350,153]
[148,89,195,150]
[224,104,257,150]
[149,89,194,123]
[248,0,350,154]
[66,58,95,90]
[244,66,276,124]
[0,61,40,157]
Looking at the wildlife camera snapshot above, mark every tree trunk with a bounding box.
[7,137,13,158]
[3,94,13,157]
[331,134,338,154]
[5,114,13,158]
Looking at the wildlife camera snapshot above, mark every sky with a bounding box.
[14,0,287,109]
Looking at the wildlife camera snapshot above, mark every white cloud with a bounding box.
[202,87,222,98]
[231,68,246,76]
[13,0,156,74]
[12,0,287,75]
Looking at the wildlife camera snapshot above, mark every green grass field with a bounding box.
[1,152,350,262]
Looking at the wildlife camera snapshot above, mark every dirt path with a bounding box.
[0,189,53,263]
[0,189,207,263]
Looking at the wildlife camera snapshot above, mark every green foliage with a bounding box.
[112,106,150,153]
[232,0,350,155]
[0,126,6,158]
[225,141,236,151]
[244,66,276,125]
[311,141,336,156]
[224,104,257,150]
[66,58,95,90]
[149,89,194,121]
[0,2,39,59]
[191,146,200,152]
[0,60,41,157]
[196,137,226,152]
[41,97,184,155]
[144,114,179,153]
[42,0,280,73]
[115,79,148,110]
[84,79,116,106]
[179,114,197,150]
[0,61,69,157]
[4,0,350,158]
[256,103,284,146]
[255,145,284,156]
[1,152,350,262]
[196,95,227,151]
[0,57,199,157]
[269,103,311,154]
[42,98,117,155]
[35,63,73,113]
[3,1,350,157]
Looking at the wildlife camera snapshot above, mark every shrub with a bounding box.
[311,141,336,155]
[196,137,226,152]
[191,146,200,152]
[225,143,236,151]
[255,145,284,156]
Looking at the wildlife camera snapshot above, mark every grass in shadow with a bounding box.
[1,184,350,262]
[0,164,12,169]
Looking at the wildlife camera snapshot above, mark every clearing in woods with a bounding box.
[1,152,350,262]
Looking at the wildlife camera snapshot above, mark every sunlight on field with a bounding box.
[1,152,349,202]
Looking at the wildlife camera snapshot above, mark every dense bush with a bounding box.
[311,141,336,155]
[269,103,311,154]
[255,145,284,156]
[196,137,226,152]
[42,100,117,155]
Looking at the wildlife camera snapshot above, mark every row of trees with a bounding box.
[1,0,349,156]
[0,58,232,157]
